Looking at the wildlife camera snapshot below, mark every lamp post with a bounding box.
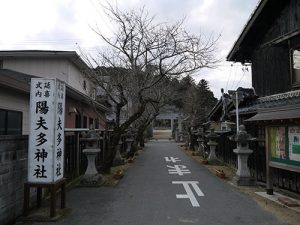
[228,90,244,133]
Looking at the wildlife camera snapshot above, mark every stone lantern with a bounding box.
[205,129,219,163]
[232,125,255,186]
[80,129,103,186]
[196,129,205,156]
[124,134,134,157]
[113,139,125,166]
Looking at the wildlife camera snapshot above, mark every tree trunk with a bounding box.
[100,130,121,174]
[139,134,145,147]
[136,127,145,147]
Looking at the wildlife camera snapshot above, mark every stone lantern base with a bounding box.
[113,141,125,166]
[207,142,219,164]
[80,174,104,187]
[79,149,104,187]
[232,176,255,186]
[232,148,256,186]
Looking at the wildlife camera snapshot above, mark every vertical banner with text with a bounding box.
[28,78,66,183]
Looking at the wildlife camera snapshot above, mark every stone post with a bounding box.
[232,125,255,186]
[205,129,219,163]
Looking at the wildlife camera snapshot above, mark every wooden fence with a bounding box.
[215,132,300,194]
[64,129,115,180]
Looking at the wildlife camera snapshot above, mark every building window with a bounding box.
[258,126,265,147]
[83,116,87,128]
[83,80,87,90]
[89,118,94,128]
[90,88,96,100]
[75,114,82,128]
[0,109,22,135]
[95,119,99,129]
[291,48,300,85]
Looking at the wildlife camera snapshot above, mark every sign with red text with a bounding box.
[28,78,66,183]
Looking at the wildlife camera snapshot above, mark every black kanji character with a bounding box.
[44,90,50,98]
[56,148,62,160]
[36,101,49,114]
[34,148,48,162]
[56,133,62,146]
[35,117,48,130]
[57,117,62,130]
[57,102,63,115]
[35,91,42,97]
[36,82,42,89]
[56,163,62,176]
[36,132,47,146]
[44,82,51,89]
[33,165,47,178]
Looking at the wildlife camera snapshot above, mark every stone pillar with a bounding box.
[178,118,182,133]
[170,119,174,132]
[232,125,255,186]
[175,129,179,142]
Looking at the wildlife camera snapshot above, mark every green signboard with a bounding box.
[268,126,300,167]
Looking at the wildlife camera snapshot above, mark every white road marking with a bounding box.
[167,165,191,175]
[172,181,204,207]
[164,157,181,163]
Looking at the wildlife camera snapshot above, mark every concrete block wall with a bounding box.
[0,135,28,225]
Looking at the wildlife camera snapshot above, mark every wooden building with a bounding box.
[208,0,300,195]
[227,0,300,97]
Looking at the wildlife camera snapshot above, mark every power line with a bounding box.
[234,66,250,89]
[225,63,233,92]
[229,65,238,90]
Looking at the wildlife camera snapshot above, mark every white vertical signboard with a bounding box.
[54,80,66,181]
[28,78,66,183]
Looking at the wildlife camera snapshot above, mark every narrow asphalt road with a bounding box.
[22,140,287,225]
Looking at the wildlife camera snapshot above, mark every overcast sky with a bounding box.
[0,0,259,98]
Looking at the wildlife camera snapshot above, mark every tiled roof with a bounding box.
[232,89,300,115]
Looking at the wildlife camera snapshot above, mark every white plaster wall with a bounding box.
[0,87,30,134]
[67,62,91,94]
[3,58,69,83]
[3,58,94,96]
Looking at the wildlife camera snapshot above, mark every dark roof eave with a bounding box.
[0,69,109,112]
[207,99,222,119]
[245,105,300,122]
[66,86,109,112]
[227,0,267,62]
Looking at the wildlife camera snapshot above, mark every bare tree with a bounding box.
[82,2,219,173]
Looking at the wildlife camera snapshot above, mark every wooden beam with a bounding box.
[260,28,300,48]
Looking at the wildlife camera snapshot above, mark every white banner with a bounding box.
[28,78,66,183]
